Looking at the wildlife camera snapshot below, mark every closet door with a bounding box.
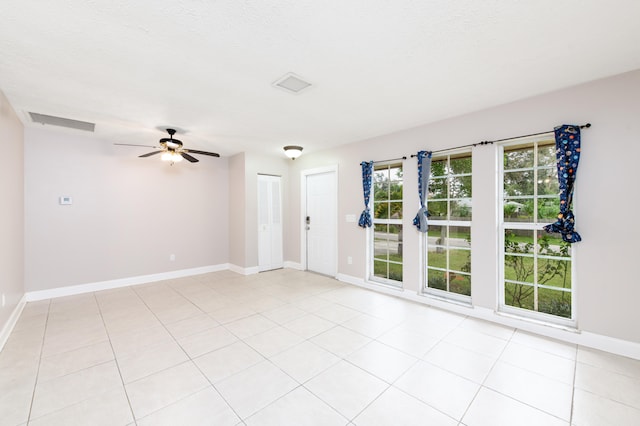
[258,175,283,272]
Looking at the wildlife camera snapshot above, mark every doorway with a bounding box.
[258,174,283,272]
[302,166,337,277]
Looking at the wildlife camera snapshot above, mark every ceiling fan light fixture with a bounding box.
[161,152,183,162]
[283,145,303,160]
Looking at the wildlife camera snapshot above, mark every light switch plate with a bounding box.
[59,196,73,205]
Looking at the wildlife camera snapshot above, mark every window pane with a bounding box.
[373,169,388,182]
[389,202,403,219]
[537,198,560,223]
[450,226,471,248]
[449,248,471,273]
[505,229,534,254]
[538,288,571,318]
[537,231,570,257]
[427,269,447,291]
[504,147,534,170]
[388,182,403,201]
[431,159,447,177]
[450,156,472,174]
[427,224,446,245]
[505,256,535,283]
[390,166,403,181]
[504,199,534,222]
[504,282,535,310]
[537,144,557,167]
[537,168,558,195]
[373,201,389,219]
[450,175,472,198]
[390,224,403,261]
[373,224,389,260]
[450,273,471,296]
[427,200,447,218]
[504,171,534,196]
[427,246,446,269]
[451,200,472,220]
[387,261,403,281]
[429,177,447,199]
[538,258,571,288]
[373,182,388,199]
[373,260,389,280]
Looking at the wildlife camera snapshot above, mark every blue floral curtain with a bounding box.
[358,161,374,228]
[543,124,582,243]
[413,151,432,232]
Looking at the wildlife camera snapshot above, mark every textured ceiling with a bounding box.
[1,0,639,157]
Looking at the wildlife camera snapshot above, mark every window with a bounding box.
[370,162,403,286]
[500,138,574,323]
[424,152,472,300]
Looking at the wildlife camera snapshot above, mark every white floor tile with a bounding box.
[177,325,239,358]
[572,388,640,426]
[125,361,210,419]
[347,341,418,383]
[462,387,567,426]
[484,361,573,420]
[270,341,340,383]
[30,361,123,419]
[215,360,299,419]
[305,361,388,420]
[29,386,133,426]
[443,327,508,358]
[224,314,278,339]
[511,330,577,360]
[377,327,439,358]
[261,305,308,325]
[423,341,495,384]
[313,304,361,324]
[283,314,336,339]
[500,341,576,384]
[577,346,640,380]
[137,387,239,426]
[354,386,457,426]
[245,387,347,426]
[575,362,640,409]
[458,317,515,340]
[341,314,398,339]
[37,341,114,382]
[194,341,264,383]
[209,305,256,324]
[394,360,479,420]
[164,313,219,340]
[244,326,305,358]
[117,340,189,384]
[310,326,372,358]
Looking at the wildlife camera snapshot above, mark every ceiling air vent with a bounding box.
[29,112,95,132]
[272,73,312,94]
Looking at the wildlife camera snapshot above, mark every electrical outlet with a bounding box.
[347,256,353,265]
[169,254,175,261]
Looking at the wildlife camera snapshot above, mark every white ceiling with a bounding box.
[1,1,639,157]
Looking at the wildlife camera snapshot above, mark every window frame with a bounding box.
[422,149,472,303]
[498,136,577,327]
[368,161,404,288]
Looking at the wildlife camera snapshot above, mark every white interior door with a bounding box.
[258,175,283,272]
[305,170,337,276]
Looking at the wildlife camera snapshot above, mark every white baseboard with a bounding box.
[336,273,640,360]
[25,264,229,302]
[284,261,304,271]
[0,295,27,352]
[228,264,260,276]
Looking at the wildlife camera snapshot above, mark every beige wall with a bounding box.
[24,127,229,291]
[285,70,640,343]
[0,90,25,332]
[228,153,246,268]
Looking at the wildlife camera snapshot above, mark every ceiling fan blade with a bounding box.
[139,150,163,158]
[114,143,159,148]
[184,149,220,157]
[180,152,199,163]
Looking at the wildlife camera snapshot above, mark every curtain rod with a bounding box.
[410,123,591,157]
[359,156,406,165]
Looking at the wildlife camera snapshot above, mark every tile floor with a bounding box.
[1,269,640,425]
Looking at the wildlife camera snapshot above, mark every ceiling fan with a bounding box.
[116,128,220,163]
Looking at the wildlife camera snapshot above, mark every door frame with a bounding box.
[257,173,283,272]
[300,165,338,276]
